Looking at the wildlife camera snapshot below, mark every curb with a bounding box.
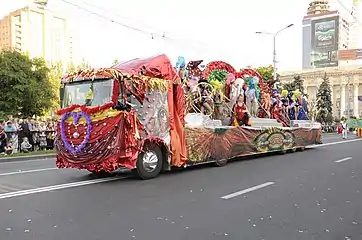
[0,154,56,163]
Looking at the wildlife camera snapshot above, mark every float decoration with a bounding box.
[60,111,92,154]
[56,109,145,171]
[57,54,187,171]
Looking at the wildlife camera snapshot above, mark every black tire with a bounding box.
[279,150,287,155]
[297,146,306,152]
[214,159,228,167]
[287,148,297,153]
[133,144,163,180]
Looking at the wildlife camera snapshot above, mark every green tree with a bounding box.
[283,82,295,91]
[316,72,333,124]
[282,75,304,93]
[67,62,76,72]
[48,62,63,112]
[292,75,304,93]
[255,65,280,83]
[0,50,55,118]
[78,59,91,70]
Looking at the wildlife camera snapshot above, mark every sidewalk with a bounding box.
[0,153,56,163]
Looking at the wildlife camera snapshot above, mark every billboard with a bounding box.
[310,16,339,68]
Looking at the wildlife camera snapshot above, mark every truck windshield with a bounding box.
[62,79,114,108]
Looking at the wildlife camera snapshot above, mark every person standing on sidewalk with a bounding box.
[342,120,348,139]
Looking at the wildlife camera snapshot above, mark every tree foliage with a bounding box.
[255,65,280,83]
[282,75,305,93]
[78,59,91,70]
[316,72,333,124]
[48,62,63,112]
[67,62,76,72]
[0,50,55,118]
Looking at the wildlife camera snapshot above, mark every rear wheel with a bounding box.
[133,144,163,180]
[214,159,228,167]
[279,150,287,155]
[287,148,297,153]
[297,146,306,152]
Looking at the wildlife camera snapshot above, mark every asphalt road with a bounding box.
[0,133,361,240]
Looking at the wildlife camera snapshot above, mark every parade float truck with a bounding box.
[56,55,322,180]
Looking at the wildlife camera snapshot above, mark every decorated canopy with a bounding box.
[112,54,180,83]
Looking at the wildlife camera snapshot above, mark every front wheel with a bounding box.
[133,144,163,180]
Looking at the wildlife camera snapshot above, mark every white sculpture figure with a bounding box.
[245,77,259,117]
[230,78,245,109]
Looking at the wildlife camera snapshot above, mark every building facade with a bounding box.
[302,10,350,69]
[279,67,362,118]
[0,3,72,71]
[302,0,362,69]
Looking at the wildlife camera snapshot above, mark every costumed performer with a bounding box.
[230,78,246,110]
[231,93,251,126]
[210,80,224,120]
[290,90,301,120]
[281,90,296,120]
[175,56,188,83]
[257,91,271,118]
[198,81,213,115]
[271,91,290,127]
[297,93,309,120]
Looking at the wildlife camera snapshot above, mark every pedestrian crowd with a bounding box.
[0,117,57,155]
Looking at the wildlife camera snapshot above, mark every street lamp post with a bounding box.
[256,24,294,84]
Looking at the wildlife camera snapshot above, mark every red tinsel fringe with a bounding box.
[56,103,114,115]
[112,80,120,103]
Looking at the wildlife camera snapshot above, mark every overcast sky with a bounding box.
[1,0,359,71]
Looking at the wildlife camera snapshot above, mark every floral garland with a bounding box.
[60,111,92,154]
[56,103,114,116]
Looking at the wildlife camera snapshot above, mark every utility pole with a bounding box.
[256,23,294,85]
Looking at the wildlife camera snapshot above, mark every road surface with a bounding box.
[0,134,361,240]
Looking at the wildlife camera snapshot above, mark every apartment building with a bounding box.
[0,3,72,71]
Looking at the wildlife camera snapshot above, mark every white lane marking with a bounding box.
[335,157,352,163]
[221,182,275,200]
[0,158,55,165]
[0,176,126,200]
[0,168,58,177]
[307,138,362,148]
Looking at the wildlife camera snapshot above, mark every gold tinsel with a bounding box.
[62,68,169,92]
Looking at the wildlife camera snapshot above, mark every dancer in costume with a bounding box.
[297,94,309,120]
[281,90,297,121]
[271,92,290,127]
[175,56,187,83]
[198,81,213,115]
[231,94,250,126]
[209,80,224,120]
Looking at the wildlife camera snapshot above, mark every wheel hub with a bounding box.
[142,150,158,172]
